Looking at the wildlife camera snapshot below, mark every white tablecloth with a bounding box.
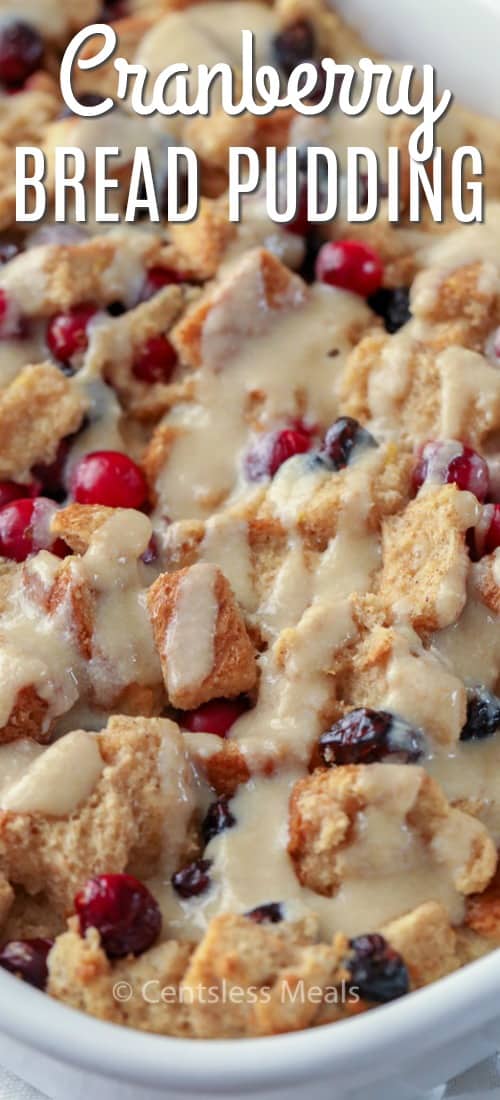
[1,1057,500,1100]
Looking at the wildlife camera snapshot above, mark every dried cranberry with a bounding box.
[181,697,248,737]
[272,19,316,76]
[71,451,148,509]
[316,240,384,297]
[472,503,500,558]
[0,20,43,88]
[297,59,327,104]
[460,687,500,741]
[287,181,309,237]
[46,304,97,363]
[321,417,377,471]
[246,903,283,924]
[413,441,490,502]
[201,797,236,846]
[0,938,53,989]
[100,0,128,20]
[0,241,19,264]
[0,497,66,562]
[245,427,312,481]
[172,859,212,899]
[133,335,178,384]
[75,873,161,959]
[319,708,423,766]
[347,934,409,1002]
[59,92,105,119]
[141,535,158,565]
[368,286,411,333]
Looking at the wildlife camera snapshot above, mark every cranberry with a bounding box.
[201,797,236,846]
[319,708,423,766]
[346,934,409,1002]
[321,417,377,471]
[272,19,316,76]
[75,873,161,959]
[460,687,500,742]
[315,240,384,297]
[181,697,248,737]
[101,0,128,20]
[0,20,43,88]
[297,59,327,105]
[0,479,39,507]
[473,503,500,558]
[59,92,105,119]
[368,286,411,333]
[172,859,212,899]
[412,441,490,502]
[0,497,66,562]
[246,903,283,924]
[143,267,185,298]
[0,938,53,989]
[46,304,97,363]
[245,427,312,481]
[287,181,309,236]
[71,451,148,509]
[0,242,19,265]
[141,535,158,565]
[133,335,178,384]
[485,326,500,365]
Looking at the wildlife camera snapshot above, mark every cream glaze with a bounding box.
[166,562,219,696]
[0,730,103,816]
[149,768,466,942]
[0,510,161,728]
[154,272,371,520]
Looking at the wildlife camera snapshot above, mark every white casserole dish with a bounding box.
[0,1,499,1097]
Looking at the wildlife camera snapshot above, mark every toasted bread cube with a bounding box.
[148,563,257,709]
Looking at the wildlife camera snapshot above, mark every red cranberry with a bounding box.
[181,697,248,737]
[0,288,22,337]
[245,427,312,481]
[0,479,39,507]
[172,859,212,899]
[0,497,66,562]
[46,304,97,363]
[0,20,44,88]
[0,938,53,989]
[75,873,161,959]
[346,934,409,1003]
[472,503,500,558]
[319,708,423,766]
[132,335,178,384]
[315,240,384,297]
[322,417,377,471]
[460,686,500,742]
[143,267,185,298]
[413,441,490,502]
[272,19,316,76]
[246,903,283,924]
[71,451,148,509]
[201,797,236,846]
